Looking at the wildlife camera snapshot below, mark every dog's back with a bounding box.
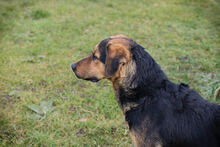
[161,82,220,147]
[126,81,220,147]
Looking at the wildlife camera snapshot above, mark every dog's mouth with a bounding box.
[85,77,99,82]
[72,64,100,83]
[73,72,99,83]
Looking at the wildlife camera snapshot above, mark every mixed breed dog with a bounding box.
[71,35,220,147]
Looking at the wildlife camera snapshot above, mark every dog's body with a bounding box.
[72,35,220,147]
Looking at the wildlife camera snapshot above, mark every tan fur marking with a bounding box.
[130,130,163,147]
[110,34,128,39]
[106,41,131,83]
[93,44,100,58]
[130,131,139,147]
[75,56,105,79]
[107,40,131,63]
[108,39,130,50]
[130,130,147,147]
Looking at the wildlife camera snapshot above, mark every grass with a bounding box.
[0,0,219,146]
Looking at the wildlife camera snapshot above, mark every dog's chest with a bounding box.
[129,129,163,147]
[125,114,163,147]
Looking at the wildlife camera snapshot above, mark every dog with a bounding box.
[71,35,220,147]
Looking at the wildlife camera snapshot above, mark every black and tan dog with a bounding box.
[71,35,220,147]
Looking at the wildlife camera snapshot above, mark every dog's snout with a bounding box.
[71,63,76,71]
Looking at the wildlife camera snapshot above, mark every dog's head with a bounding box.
[71,35,135,83]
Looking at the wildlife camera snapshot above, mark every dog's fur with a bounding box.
[72,35,220,147]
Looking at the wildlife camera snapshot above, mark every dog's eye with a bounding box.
[92,54,98,61]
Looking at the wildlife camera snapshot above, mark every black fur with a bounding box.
[98,38,120,77]
[105,55,120,77]
[99,38,220,147]
[98,38,110,63]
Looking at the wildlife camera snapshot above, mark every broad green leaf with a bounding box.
[40,101,54,113]
[27,104,43,115]
[28,114,43,120]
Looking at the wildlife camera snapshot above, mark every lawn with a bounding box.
[0,0,219,146]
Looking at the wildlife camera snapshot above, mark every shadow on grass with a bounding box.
[191,0,220,67]
[0,0,36,41]
[189,0,220,99]
[199,0,220,36]
[181,1,220,35]
[0,1,37,145]
[0,1,16,40]
[0,112,16,146]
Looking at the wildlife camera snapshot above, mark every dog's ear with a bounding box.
[105,44,130,77]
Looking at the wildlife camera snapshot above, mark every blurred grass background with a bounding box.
[0,0,219,146]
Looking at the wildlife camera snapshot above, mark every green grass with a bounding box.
[0,0,219,146]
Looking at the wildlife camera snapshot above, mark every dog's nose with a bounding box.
[71,63,76,71]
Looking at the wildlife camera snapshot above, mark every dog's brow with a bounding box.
[93,45,101,58]
[93,44,99,53]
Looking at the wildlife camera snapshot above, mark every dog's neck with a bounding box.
[112,82,148,114]
[112,44,168,113]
